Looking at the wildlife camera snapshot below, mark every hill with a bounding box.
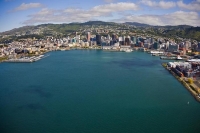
[124,22,151,27]
[0,21,199,42]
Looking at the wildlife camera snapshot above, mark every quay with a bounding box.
[162,63,200,102]
[160,56,177,60]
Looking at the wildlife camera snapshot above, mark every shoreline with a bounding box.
[162,63,200,102]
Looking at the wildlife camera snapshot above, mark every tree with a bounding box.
[188,78,193,84]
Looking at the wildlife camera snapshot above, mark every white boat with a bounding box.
[176,56,183,60]
[125,49,133,52]
[187,59,200,62]
[149,51,164,54]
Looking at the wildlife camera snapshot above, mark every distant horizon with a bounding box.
[0,0,200,32]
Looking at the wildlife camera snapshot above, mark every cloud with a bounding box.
[177,0,200,11]
[12,3,43,12]
[92,2,139,12]
[104,0,116,3]
[23,2,139,24]
[140,0,176,9]
[22,2,200,27]
[114,11,200,26]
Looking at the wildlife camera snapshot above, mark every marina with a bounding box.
[5,55,49,63]
[160,55,183,60]
[160,56,177,60]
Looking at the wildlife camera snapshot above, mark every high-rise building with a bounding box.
[144,43,150,49]
[153,42,159,49]
[110,40,114,46]
[107,34,111,40]
[87,32,91,42]
[112,34,116,40]
[168,44,179,52]
[118,37,123,42]
[125,38,130,45]
[165,41,169,50]
[131,36,137,44]
[150,38,155,44]
[198,42,200,49]
[96,35,101,45]
[184,41,191,50]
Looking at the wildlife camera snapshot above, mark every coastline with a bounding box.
[162,63,200,102]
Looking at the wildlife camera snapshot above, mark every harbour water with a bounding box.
[0,50,200,133]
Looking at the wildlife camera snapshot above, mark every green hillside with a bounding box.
[0,21,200,42]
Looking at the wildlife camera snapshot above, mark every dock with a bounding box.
[160,56,177,60]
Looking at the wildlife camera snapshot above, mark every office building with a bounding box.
[96,35,101,46]
[87,32,91,42]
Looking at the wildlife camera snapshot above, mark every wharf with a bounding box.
[160,56,177,60]
[162,63,200,102]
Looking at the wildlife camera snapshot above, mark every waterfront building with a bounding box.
[71,38,76,43]
[131,36,137,44]
[107,34,111,40]
[153,42,159,49]
[138,37,144,43]
[144,43,150,49]
[112,34,117,41]
[125,38,130,45]
[198,42,200,49]
[120,41,125,46]
[110,40,114,46]
[151,38,155,44]
[96,35,101,46]
[165,41,169,50]
[101,42,107,46]
[184,41,191,50]
[122,36,126,41]
[168,44,179,52]
[118,37,123,42]
[87,32,91,42]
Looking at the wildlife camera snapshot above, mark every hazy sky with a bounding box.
[0,0,200,32]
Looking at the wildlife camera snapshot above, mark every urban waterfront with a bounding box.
[0,50,200,133]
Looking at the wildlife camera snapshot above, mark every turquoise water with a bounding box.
[0,50,200,133]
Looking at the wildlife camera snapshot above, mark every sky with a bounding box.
[0,0,200,32]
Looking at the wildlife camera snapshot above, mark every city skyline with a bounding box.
[0,0,200,32]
